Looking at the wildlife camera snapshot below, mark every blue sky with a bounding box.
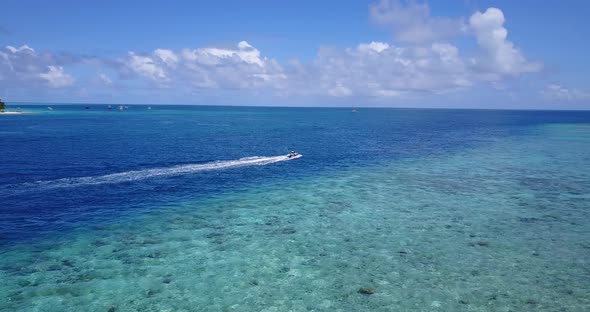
[1,0,589,109]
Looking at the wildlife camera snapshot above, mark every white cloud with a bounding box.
[123,41,285,90]
[0,44,75,88]
[283,41,472,98]
[154,49,178,67]
[98,72,112,85]
[358,41,390,53]
[180,41,264,66]
[541,84,590,101]
[117,27,538,99]
[39,65,74,87]
[1,4,544,103]
[469,8,542,78]
[126,52,168,82]
[5,45,35,54]
[370,0,466,44]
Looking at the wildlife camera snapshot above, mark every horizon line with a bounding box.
[5,101,590,112]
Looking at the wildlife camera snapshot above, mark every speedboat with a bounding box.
[287,151,301,159]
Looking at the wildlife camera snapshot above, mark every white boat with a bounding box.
[287,151,302,159]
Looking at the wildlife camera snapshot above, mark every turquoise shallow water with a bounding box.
[1,119,589,311]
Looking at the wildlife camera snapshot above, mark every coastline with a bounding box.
[0,111,25,115]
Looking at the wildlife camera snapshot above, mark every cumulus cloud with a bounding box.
[284,41,471,98]
[126,52,168,82]
[154,49,178,67]
[122,41,286,90]
[39,65,74,87]
[469,8,542,78]
[541,84,590,101]
[370,0,466,44]
[1,3,543,103]
[0,44,74,88]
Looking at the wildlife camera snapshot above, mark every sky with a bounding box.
[1,0,589,109]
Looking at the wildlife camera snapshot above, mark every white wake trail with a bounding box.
[5,154,301,193]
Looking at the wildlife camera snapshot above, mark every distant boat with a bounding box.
[107,105,113,110]
[118,105,124,110]
[351,108,357,112]
[148,106,152,110]
[47,106,54,111]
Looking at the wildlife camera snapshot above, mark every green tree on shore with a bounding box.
[0,98,5,111]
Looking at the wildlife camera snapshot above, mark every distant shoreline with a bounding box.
[0,111,26,115]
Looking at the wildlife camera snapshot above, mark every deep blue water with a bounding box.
[1,105,589,245]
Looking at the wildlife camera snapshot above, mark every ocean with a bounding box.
[1,104,589,311]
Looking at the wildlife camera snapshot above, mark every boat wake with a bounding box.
[3,154,301,194]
